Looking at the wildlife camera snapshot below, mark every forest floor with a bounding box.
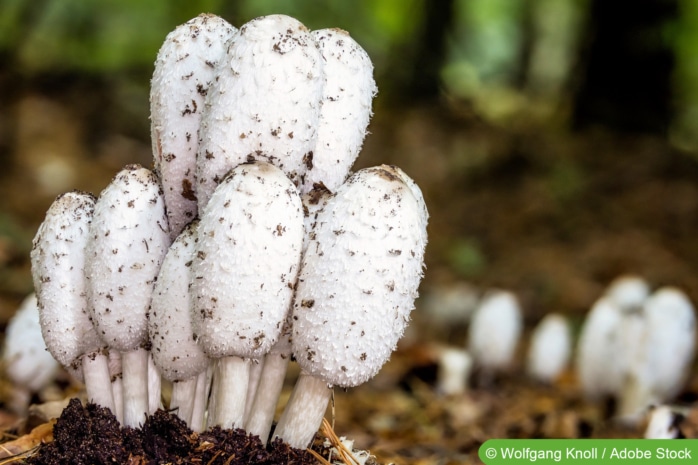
[1,95,698,464]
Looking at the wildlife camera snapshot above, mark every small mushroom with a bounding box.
[86,165,171,426]
[191,161,304,429]
[467,290,522,376]
[604,274,650,312]
[196,14,323,210]
[274,165,428,448]
[300,28,377,194]
[148,220,209,429]
[526,313,571,384]
[30,191,115,413]
[151,13,236,239]
[3,293,61,414]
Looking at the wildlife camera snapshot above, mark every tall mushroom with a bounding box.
[30,191,115,413]
[196,14,323,209]
[191,161,304,429]
[86,165,170,426]
[299,28,377,194]
[148,220,209,430]
[273,165,428,448]
[151,13,236,239]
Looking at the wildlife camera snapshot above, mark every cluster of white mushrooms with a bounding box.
[26,13,428,449]
[433,274,697,431]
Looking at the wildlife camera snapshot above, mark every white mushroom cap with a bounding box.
[86,165,171,352]
[191,161,304,359]
[467,290,522,371]
[642,286,696,401]
[149,220,209,382]
[300,28,377,194]
[291,165,428,388]
[436,347,472,396]
[576,296,625,399]
[30,190,104,368]
[526,313,571,383]
[604,274,650,312]
[4,293,60,392]
[644,406,681,439]
[151,13,236,239]
[196,14,323,210]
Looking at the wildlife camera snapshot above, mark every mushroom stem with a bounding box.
[190,369,210,432]
[170,377,198,426]
[273,372,331,449]
[244,357,265,423]
[211,355,250,429]
[121,347,150,427]
[112,375,124,424]
[148,353,162,414]
[245,352,290,442]
[81,351,116,413]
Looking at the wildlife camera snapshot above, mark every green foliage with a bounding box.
[447,238,486,278]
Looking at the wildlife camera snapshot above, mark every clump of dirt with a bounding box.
[26,398,320,465]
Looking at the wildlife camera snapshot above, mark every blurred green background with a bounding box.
[2,0,698,330]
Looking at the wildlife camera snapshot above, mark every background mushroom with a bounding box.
[274,165,428,448]
[86,165,171,426]
[526,313,571,384]
[190,161,304,429]
[150,13,236,239]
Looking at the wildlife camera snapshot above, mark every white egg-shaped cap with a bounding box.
[642,286,696,400]
[576,296,625,398]
[30,190,104,368]
[196,14,323,210]
[191,161,304,359]
[4,293,60,392]
[604,274,650,312]
[467,290,522,371]
[526,313,571,383]
[151,14,236,239]
[300,28,377,194]
[86,165,171,352]
[291,165,428,388]
[149,220,209,382]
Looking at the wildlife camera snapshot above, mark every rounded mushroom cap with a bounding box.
[151,13,236,239]
[291,165,428,388]
[191,161,304,359]
[30,190,103,368]
[4,293,61,392]
[149,221,209,382]
[86,165,171,352]
[196,14,322,210]
[467,290,522,371]
[576,296,625,399]
[526,313,571,383]
[300,28,377,194]
[604,274,650,312]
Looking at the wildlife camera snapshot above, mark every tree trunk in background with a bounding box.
[572,0,677,134]
[403,0,455,102]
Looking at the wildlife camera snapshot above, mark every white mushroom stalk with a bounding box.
[526,313,571,383]
[151,13,236,240]
[148,220,209,429]
[196,14,323,210]
[86,165,171,426]
[274,165,428,448]
[30,191,115,413]
[300,28,377,194]
[3,293,61,414]
[467,290,523,375]
[191,161,304,429]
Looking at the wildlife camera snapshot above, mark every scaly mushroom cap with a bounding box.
[86,165,171,352]
[196,14,323,210]
[151,13,236,239]
[291,165,428,388]
[191,161,304,359]
[467,290,522,371]
[149,220,209,382]
[300,28,377,194]
[30,191,103,368]
[4,293,60,392]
